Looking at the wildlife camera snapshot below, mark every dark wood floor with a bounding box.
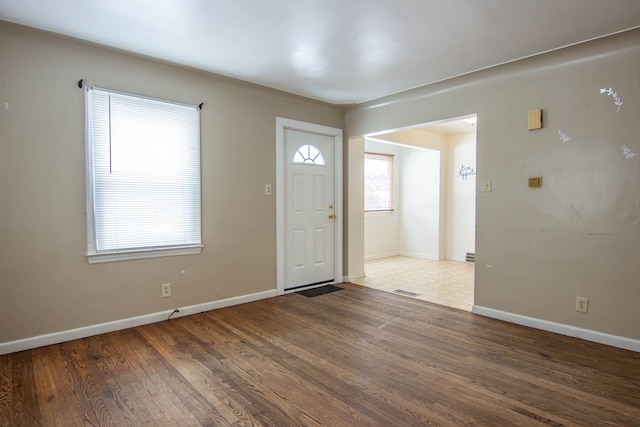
[1,283,640,426]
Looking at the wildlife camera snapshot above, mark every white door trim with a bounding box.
[276,118,343,295]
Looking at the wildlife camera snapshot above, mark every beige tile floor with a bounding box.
[353,256,475,311]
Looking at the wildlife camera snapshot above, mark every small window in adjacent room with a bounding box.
[364,152,394,212]
[85,87,202,263]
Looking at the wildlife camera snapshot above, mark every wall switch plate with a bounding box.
[576,296,588,313]
[265,184,272,195]
[161,283,171,298]
[527,109,543,130]
[481,179,492,192]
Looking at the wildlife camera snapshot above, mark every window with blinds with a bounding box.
[85,87,202,263]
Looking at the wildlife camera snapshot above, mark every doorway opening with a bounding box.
[353,115,477,311]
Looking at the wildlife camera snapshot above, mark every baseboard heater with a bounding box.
[466,252,475,263]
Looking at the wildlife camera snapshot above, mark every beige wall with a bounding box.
[3,19,639,347]
[345,137,365,280]
[345,29,640,341]
[0,21,344,343]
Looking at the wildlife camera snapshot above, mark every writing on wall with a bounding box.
[458,164,476,180]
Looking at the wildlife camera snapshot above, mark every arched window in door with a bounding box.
[292,144,326,166]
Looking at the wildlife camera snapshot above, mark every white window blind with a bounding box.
[364,152,394,211]
[86,87,202,262]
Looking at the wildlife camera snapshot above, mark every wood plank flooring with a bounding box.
[1,283,639,426]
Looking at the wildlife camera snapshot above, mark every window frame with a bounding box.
[84,86,203,264]
[364,151,395,213]
[292,144,326,166]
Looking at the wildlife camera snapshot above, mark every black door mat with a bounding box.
[296,285,344,297]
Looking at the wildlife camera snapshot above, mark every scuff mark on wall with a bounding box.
[631,200,640,225]
[577,231,615,236]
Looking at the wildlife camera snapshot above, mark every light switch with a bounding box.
[265,184,272,195]
[527,109,543,130]
[481,179,492,192]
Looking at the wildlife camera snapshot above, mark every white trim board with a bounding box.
[364,252,401,261]
[0,289,277,355]
[400,252,442,261]
[446,256,468,263]
[343,273,366,282]
[473,305,640,353]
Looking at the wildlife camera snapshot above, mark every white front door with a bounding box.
[276,118,342,294]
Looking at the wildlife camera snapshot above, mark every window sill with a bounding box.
[87,245,203,264]
[365,210,395,218]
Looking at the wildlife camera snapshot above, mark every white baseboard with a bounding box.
[399,252,440,261]
[364,252,400,261]
[0,289,278,355]
[344,272,366,282]
[473,305,640,353]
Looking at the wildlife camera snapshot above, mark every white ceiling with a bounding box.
[1,0,640,105]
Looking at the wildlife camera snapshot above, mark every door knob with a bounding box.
[329,214,336,219]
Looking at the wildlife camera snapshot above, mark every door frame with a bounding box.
[276,117,343,295]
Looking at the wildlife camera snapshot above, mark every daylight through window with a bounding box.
[364,152,394,211]
[293,144,326,166]
[85,87,202,262]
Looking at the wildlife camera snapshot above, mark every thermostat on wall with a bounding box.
[528,177,542,188]
[527,109,543,130]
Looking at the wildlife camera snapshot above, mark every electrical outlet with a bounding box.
[482,179,492,192]
[265,184,272,195]
[576,296,588,313]
[161,283,171,298]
